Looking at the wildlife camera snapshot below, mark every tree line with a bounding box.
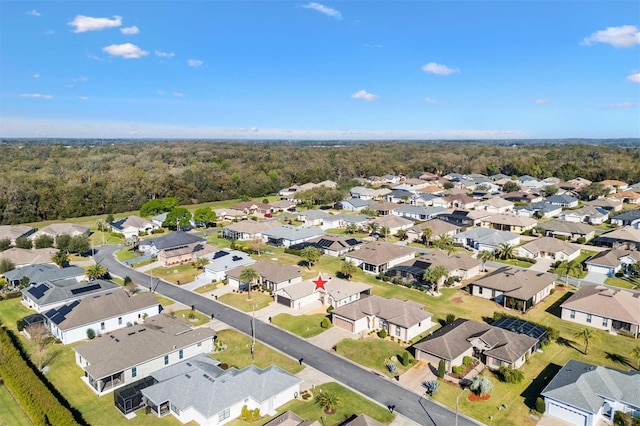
[1,141,639,225]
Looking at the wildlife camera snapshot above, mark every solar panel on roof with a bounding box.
[317,239,333,248]
[213,251,229,259]
[231,255,243,261]
[28,283,49,299]
[345,238,359,246]
[70,283,101,295]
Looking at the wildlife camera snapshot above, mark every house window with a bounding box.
[170,403,180,415]
[478,286,483,295]
[570,310,575,319]
[164,355,169,365]
[100,322,105,331]
[118,317,122,325]
[218,408,230,422]
[179,349,183,359]
[395,326,401,337]
[603,318,608,327]
[586,314,592,323]
[132,367,137,378]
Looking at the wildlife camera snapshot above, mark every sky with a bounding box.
[0,0,639,140]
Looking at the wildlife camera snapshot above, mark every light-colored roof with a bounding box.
[484,213,537,227]
[33,223,90,238]
[409,218,460,236]
[110,215,155,230]
[370,215,413,229]
[585,249,640,268]
[262,225,324,241]
[455,227,519,247]
[479,198,514,209]
[0,225,34,241]
[227,260,301,283]
[393,251,479,275]
[518,237,580,256]
[560,285,640,325]
[369,201,400,212]
[346,414,385,426]
[471,267,556,301]
[45,289,159,330]
[345,241,415,265]
[74,315,216,379]
[5,263,85,284]
[0,247,57,266]
[277,275,371,301]
[540,219,595,235]
[599,179,628,187]
[542,359,640,414]
[332,295,431,328]
[610,190,640,200]
[595,226,640,244]
[223,219,282,234]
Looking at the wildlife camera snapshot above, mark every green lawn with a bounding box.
[149,264,198,285]
[0,384,32,426]
[153,293,176,307]
[111,277,124,285]
[166,309,211,326]
[217,291,273,312]
[212,329,303,375]
[272,313,331,338]
[115,248,141,262]
[336,338,413,378]
[194,282,222,294]
[604,276,638,290]
[493,258,533,269]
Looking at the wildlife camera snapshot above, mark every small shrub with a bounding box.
[423,379,439,395]
[86,328,96,339]
[326,305,334,314]
[377,329,387,339]
[499,365,524,384]
[535,397,546,414]
[16,319,25,332]
[445,313,456,324]
[463,356,473,366]
[550,288,555,295]
[452,365,464,374]
[576,237,586,244]
[437,359,446,378]
[320,318,331,329]
[386,363,397,374]
[400,350,414,366]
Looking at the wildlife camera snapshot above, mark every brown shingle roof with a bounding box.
[332,295,431,328]
[227,260,301,283]
[561,285,640,325]
[471,267,556,301]
[345,241,415,265]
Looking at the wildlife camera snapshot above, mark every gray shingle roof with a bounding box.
[345,241,415,265]
[560,284,640,326]
[22,278,120,309]
[471,267,556,301]
[5,263,85,284]
[278,276,371,301]
[262,225,325,241]
[332,295,432,328]
[540,219,595,235]
[227,260,301,283]
[142,231,205,251]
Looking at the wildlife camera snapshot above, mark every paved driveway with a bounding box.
[529,258,553,273]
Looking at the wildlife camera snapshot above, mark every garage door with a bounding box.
[276,294,292,307]
[332,316,354,332]
[547,401,587,426]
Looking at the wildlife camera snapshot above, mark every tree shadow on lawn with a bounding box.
[520,363,562,410]
[556,337,578,352]
[605,352,635,370]
[545,291,574,318]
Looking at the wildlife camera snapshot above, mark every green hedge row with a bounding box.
[0,324,83,426]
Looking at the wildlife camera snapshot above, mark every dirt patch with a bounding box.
[468,393,491,402]
[452,297,464,304]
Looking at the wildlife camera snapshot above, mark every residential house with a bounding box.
[368,215,414,236]
[599,179,628,193]
[468,267,556,311]
[490,173,511,181]
[226,261,302,292]
[560,205,610,225]
[539,220,596,242]
[340,198,374,212]
[541,359,640,426]
[264,412,321,426]
[202,249,256,282]
[588,198,623,212]
[518,175,545,190]
[453,228,520,252]
[406,218,461,243]
[594,226,640,250]
[141,354,301,425]
[545,194,580,208]
[610,190,640,204]
[213,208,247,221]
[44,289,160,344]
[438,209,492,228]
[419,172,440,181]
[274,275,371,309]
[331,295,433,341]
[481,213,537,234]
[411,193,442,207]
[22,278,120,313]
[414,318,538,372]
[74,315,216,395]
[0,225,35,245]
[341,214,372,230]
[444,194,479,210]
[297,209,332,227]
[514,202,562,219]
[560,285,640,338]
[610,209,640,227]
[368,201,399,216]
[269,199,297,212]
[139,231,211,267]
[502,192,544,204]
[109,216,159,239]
[29,223,91,240]
[585,249,640,277]
[222,220,282,241]
[565,177,592,187]
[0,247,57,268]
[384,189,415,204]
[393,178,430,191]
[515,237,581,262]
[6,263,86,288]
[278,180,337,202]
[261,225,324,247]
[387,250,481,283]
[478,198,515,214]
[349,187,391,201]
[393,205,446,221]
[344,242,416,275]
[296,234,364,257]
[231,201,274,215]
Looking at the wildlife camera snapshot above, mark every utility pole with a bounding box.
[251,304,256,362]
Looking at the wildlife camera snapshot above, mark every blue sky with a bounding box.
[1,1,639,139]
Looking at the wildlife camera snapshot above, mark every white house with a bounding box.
[109,216,158,238]
[226,261,302,292]
[261,225,325,247]
[515,237,581,262]
[585,249,640,277]
[203,249,256,282]
[274,275,371,310]
[453,227,520,252]
[344,242,416,275]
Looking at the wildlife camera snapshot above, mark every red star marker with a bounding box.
[312,274,328,291]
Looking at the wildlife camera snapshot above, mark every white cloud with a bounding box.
[351,89,379,101]
[187,59,203,67]
[78,96,89,101]
[20,93,53,99]
[68,15,122,33]
[102,43,148,59]
[88,54,105,61]
[534,98,550,105]
[421,62,460,76]
[424,97,438,103]
[172,92,184,97]
[33,73,40,78]
[607,102,635,109]
[155,50,175,58]
[301,2,342,20]
[120,26,139,35]
[581,25,640,48]
[627,72,640,83]
[26,10,41,17]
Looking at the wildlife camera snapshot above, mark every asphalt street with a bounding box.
[95,245,480,426]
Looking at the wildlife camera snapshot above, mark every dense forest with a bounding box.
[1,140,639,225]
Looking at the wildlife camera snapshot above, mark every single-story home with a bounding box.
[560,285,640,338]
[560,206,609,225]
[22,278,120,313]
[0,247,58,268]
[541,359,640,426]
[261,225,324,247]
[340,198,374,212]
[274,275,371,309]
[368,201,400,216]
[413,318,538,372]
[349,187,391,201]
[292,234,364,257]
[297,209,332,227]
[406,218,461,243]
[74,315,216,395]
[141,354,301,426]
[269,199,297,213]
[109,216,159,239]
[368,215,414,236]
[481,213,537,234]
[331,295,433,342]
[599,179,628,192]
[545,194,580,208]
[515,237,581,262]
[231,202,274,215]
[44,288,160,344]
[0,225,35,245]
[453,228,520,252]
[139,231,211,267]
[610,190,640,204]
[202,249,256,282]
[387,250,481,283]
[610,210,640,227]
[539,220,596,242]
[585,249,640,277]
[393,205,447,221]
[477,198,515,214]
[384,188,415,204]
[593,226,640,251]
[5,263,86,288]
[587,198,623,212]
[468,267,556,312]
[222,220,282,241]
[30,223,91,241]
[344,242,416,275]
[514,202,563,219]
[226,261,302,292]
[444,194,479,210]
[502,191,544,204]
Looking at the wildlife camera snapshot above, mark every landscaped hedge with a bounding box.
[0,323,85,425]
[0,291,22,301]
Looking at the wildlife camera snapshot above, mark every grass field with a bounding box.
[194,282,221,294]
[0,384,32,426]
[149,264,198,285]
[166,309,211,326]
[271,313,331,338]
[154,293,176,307]
[217,291,273,312]
[115,248,140,262]
[604,276,639,290]
[336,338,414,378]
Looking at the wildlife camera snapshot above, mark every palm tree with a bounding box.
[396,229,408,241]
[495,243,515,260]
[340,260,358,280]
[300,246,321,270]
[86,263,108,280]
[379,226,390,240]
[477,250,494,272]
[470,374,493,396]
[421,227,433,246]
[556,260,582,285]
[345,223,358,235]
[314,390,342,414]
[434,234,454,254]
[239,267,260,300]
[423,265,449,294]
[193,257,210,270]
[51,251,69,268]
[574,328,595,355]
[630,345,640,371]
[367,222,379,236]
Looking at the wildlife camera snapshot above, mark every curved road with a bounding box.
[95,245,479,426]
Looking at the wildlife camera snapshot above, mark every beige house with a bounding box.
[481,213,537,234]
[388,250,481,283]
[0,247,57,267]
[368,215,414,235]
[30,223,90,240]
[478,198,515,214]
[560,285,640,338]
[274,275,371,310]
[226,261,302,292]
[331,295,433,341]
[109,216,158,239]
[222,220,282,241]
[0,225,35,245]
[406,218,460,243]
[344,242,416,275]
[516,237,581,262]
